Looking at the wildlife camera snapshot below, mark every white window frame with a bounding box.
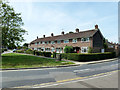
[51,41,55,44]
[42,41,45,44]
[64,40,69,43]
[81,47,88,53]
[72,39,77,43]
[57,40,61,44]
[81,37,89,42]
[35,42,37,45]
[46,41,49,44]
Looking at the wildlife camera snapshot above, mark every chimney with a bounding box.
[51,33,54,37]
[43,35,45,38]
[76,28,79,33]
[37,36,38,39]
[61,31,64,35]
[95,24,98,29]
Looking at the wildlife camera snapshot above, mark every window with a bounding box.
[81,37,89,42]
[51,47,55,52]
[81,47,88,53]
[42,41,45,44]
[51,41,55,44]
[64,40,69,43]
[57,40,61,44]
[39,42,41,45]
[46,41,49,44]
[35,43,37,45]
[34,48,37,50]
[72,39,77,43]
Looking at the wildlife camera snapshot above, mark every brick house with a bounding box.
[29,25,104,53]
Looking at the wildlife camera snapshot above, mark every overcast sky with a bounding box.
[8,1,118,45]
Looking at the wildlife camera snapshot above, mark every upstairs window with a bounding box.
[35,42,37,45]
[42,41,45,44]
[72,39,77,43]
[81,37,89,42]
[51,41,55,44]
[64,40,69,43]
[39,42,41,45]
[46,41,49,44]
[57,40,61,44]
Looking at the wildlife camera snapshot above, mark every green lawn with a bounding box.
[2,53,74,69]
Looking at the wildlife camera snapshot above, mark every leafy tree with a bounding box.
[23,43,29,47]
[0,1,27,49]
[103,38,108,50]
[88,47,93,53]
[64,46,73,53]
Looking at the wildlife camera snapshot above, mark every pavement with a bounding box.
[1,59,119,88]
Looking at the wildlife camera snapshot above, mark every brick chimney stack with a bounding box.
[51,33,54,37]
[95,24,98,29]
[76,28,79,33]
[43,35,45,38]
[61,31,64,35]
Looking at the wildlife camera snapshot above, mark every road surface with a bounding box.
[1,58,119,88]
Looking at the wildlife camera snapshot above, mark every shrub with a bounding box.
[4,48,7,51]
[61,52,116,62]
[64,46,73,53]
[25,49,34,54]
[35,51,52,57]
[53,52,56,58]
[16,50,24,53]
[2,49,4,53]
[88,47,93,53]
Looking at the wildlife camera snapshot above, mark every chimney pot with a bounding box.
[43,35,45,38]
[95,24,98,29]
[61,31,64,35]
[51,33,54,37]
[76,28,79,33]
[37,36,38,39]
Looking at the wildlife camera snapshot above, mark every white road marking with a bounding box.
[73,69,90,73]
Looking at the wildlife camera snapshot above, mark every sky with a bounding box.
[8,0,118,45]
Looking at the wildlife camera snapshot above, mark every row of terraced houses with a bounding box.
[29,25,105,53]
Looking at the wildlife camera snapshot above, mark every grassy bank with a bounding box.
[2,53,74,69]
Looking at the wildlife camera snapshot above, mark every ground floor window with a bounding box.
[81,47,88,53]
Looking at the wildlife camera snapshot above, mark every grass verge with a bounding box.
[1,53,74,69]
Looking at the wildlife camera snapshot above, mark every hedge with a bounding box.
[35,51,52,57]
[25,50,34,54]
[61,52,116,62]
[16,50,24,53]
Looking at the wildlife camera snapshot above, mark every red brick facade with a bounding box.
[29,25,104,53]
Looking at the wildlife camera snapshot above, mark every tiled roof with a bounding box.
[30,29,98,44]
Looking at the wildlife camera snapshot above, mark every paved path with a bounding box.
[1,58,119,88]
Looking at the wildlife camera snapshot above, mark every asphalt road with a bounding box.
[1,58,119,88]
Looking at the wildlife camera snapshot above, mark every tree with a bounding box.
[23,43,29,47]
[0,1,27,49]
[88,47,93,53]
[64,46,73,53]
[103,38,108,50]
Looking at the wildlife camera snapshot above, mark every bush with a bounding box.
[53,52,56,58]
[25,49,34,54]
[61,52,116,62]
[88,47,93,53]
[35,51,52,57]
[2,48,7,53]
[64,46,73,53]
[16,50,24,53]
[4,48,7,51]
